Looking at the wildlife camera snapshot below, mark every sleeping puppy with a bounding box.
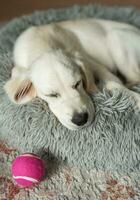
[4,19,140,130]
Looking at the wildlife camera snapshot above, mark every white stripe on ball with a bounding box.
[13,175,39,183]
[17,154,42,160]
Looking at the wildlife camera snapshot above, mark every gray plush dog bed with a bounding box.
[0,4,140,173]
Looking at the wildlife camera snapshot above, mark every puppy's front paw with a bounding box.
[105,81,123,91]
[105,81,140,110]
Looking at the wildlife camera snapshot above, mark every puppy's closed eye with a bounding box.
[45,93,60,98]
[72,80,82,89]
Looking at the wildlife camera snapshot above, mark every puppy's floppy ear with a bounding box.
[74,52,98,94]
[4,67,36,104]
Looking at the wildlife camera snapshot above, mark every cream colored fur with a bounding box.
[4,19,140,130]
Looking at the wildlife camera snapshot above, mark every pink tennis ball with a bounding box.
[11,153,45,187]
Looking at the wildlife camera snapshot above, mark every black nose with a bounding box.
[71,112,88,126]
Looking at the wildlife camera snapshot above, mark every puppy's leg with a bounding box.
[105,81,140,109]
[94,66,140,109]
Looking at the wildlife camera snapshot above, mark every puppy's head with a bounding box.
[4,50,97,130]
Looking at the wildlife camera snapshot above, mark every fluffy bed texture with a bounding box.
[0,4,140,174]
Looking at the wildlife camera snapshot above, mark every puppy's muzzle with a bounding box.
[71,112,88,126]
